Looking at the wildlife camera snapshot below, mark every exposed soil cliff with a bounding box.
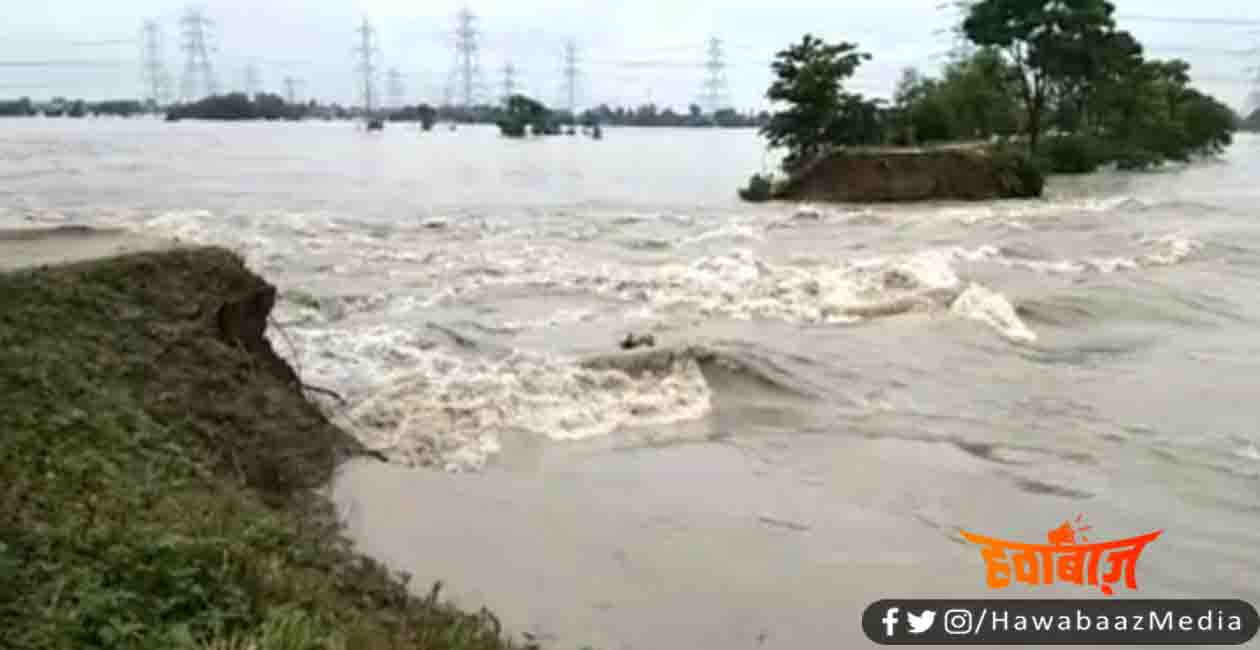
[0,245,520,649]
[770,145,1044,202]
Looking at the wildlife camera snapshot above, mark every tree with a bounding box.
[760,34,875,171]
[892,67,952,144]
[939,48,1022,139]
[963,0,1120,152]
[497,94,552,136]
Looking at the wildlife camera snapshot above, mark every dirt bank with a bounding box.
[772,146,1044,202]
[0,246,520,649]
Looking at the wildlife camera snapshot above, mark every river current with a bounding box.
[3,118,1258,649]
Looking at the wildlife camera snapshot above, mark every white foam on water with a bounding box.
[323,346,713,472]
[950,284,1038,344]
[680,223,765,246]
[1138,233,1204,266]
[500,307,599,332]
[1234,442,1260,462]
[986,234,1204,276]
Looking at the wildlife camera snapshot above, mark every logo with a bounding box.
[959,515,1161,596]
[882,607,900,637]
[943,609,972,635]
[908,610,937,634]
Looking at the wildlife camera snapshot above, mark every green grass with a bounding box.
[0,248,524,650]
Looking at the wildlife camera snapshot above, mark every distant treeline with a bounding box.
[436,102,765,128]
[167,93,309,121]
[0,98,147,118]
[2,91,766,130]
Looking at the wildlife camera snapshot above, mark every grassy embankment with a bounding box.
[0,247,523,650]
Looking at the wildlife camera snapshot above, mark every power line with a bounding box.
[354,16,380,112]
[1118,14,1260,27]
[73,39,135,47]
[179,8,216,102]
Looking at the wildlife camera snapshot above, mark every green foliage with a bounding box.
[389,104,437,130]
[888,51,1022,146]
[167,93,306,121]
[964,0,1121,151]
[497,94,554,137]
[1039,134,1109,174]
[737,173,775,202]
[760,34,881,171]
[0,251,524,650]
[92,100,147,117]
[0,97,36,116]
[577,104,765,128]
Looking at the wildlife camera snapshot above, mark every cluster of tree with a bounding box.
[755,0,1239,180]
[932,0,1233,171]
[0,98,148,118]
[0,98,35,116]
[386,104,437,130]
[576,104,766,128]
[166,93,308,121]
[887,50,1021,145]
[430,102,763,129]
[496,95,561,136]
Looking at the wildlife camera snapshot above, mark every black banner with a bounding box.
[861,600,1259,645]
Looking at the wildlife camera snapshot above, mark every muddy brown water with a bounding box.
[3,119,1259,649]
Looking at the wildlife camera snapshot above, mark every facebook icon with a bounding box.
[882,607,900,637]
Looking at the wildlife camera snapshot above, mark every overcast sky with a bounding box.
[2,0,1258,112]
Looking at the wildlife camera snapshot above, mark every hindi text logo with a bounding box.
[959,516,1161,596]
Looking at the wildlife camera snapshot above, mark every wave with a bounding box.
[985,234,1203,275]
[580,343,822,399]
[279,322,714,471]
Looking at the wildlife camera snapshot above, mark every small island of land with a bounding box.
[740,0,1239,204]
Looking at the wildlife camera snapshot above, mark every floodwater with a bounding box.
[3,118,1259,649]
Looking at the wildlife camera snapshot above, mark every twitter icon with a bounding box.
[908,610,937,635]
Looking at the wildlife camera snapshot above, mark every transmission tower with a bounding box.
[140,20,170,106]
[702,35,728,114]
[562,40,579,118]
[179,8,217,102]
[387,68,405,109]
[283,77,303,104]
[244,62,261,96]
[354,16,380,113]
[500,62,517,104]
[452,7,482,109]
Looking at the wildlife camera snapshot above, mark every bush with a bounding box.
[987,145,1046,198]
[738,173,775,202]
[1040,135,1109,174]
[1112,147,1164,171]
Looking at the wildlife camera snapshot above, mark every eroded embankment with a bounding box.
[772,146,1044,202]
[0,245,522,649]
